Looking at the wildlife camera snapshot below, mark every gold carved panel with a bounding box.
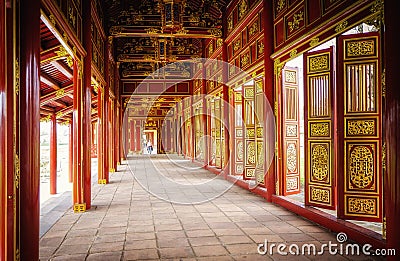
[310,143,330,183]
[308,54,329,73]
[345,37,377,59]
[309,186,331,205]
[286,176,299,191]
[345,195,378,218]
[286,142,297,173]
[284,70,297,84]
[245,168,255,178]
[246,141,256,165]
[346,118,377,137]
[309,122,330,137]
[347,144,376,192]
[246,128,255,138]
[236,140,244,161]
[286,125,297,137]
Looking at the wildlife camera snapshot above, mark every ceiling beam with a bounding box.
[40,73,61,90]
[51,60,73,79]
[40,84,73,106]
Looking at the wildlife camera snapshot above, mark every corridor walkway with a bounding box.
[39,155,380,261]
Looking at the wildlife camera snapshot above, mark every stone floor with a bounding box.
[39,155,384,260]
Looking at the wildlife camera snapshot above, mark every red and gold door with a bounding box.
[243,84,256,179]
[233,90,244,175]
[337,32,382,221]
[304,47,336,209]
[281,67,301,195]
[255,78,266,185]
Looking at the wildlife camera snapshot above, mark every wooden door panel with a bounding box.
[243,85,256,179]
[304,47,336,209]
[282,67,301,195]
[337,32,382,222]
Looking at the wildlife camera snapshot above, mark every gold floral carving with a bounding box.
[310,122,330,137]
[311,144,329,181]
[15,58,20,95]
[239,0,248,20]
[290,49,298,58]
[276,0,285,13]
[258,42,264,56]
[227,14,233,32]
[249,21,259,38]
[309,37,320,47]
[366,0,384,29]
[347,119,375,136]
[286,143,297,173]
[216,38,223,48]
[288,11,304,32]
[55,89,65,98]
[349,145,374,189]
[15,154,20,189]
[346,40,375,57]
[247,141,256,165]
[241,53,250,67]
[208,28,222,37]
[40,115,51,123]
[335,20,348,33]
[348,197,376,215]
[309,54,329,72]
[233,39,241,52]
[311,187,330,203]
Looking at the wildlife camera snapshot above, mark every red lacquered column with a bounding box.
[19,0,40,259]
[222,42,229,177]
[385,0,400,258]
[263,0,275,202]
[97,89,104,184]
[69,121,73,183]
[72,60,85,211]
[50,113,57,194]
[0,0,7,258]
[129,119,134,152]
[82,0,92,209]
[103,54,110,184]
[135,121,141,152]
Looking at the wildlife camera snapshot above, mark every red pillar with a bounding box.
[222,42,230,177]
[82,0,92,207]
[103,45,110,183]
[263,0,276,202]
[6,3,17,258]
[69,121,73,183]
[97,89,105,184]
[0,0,7,258]
[19,0,40,259]
[72,59,85,211]
[129,120,134,153]
[50,113,57,194]
[385,0,400,258]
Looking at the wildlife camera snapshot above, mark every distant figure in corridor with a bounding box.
[146,140,153,154]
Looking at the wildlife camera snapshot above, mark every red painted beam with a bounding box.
[50,113,57,194]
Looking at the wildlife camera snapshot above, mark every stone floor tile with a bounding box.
[192,245,229,257]
[90,241,124,253]
[86,251,122,261]
[50,254,88,261]
[159,247,195,259]
[123,249,159,260]
[188,236,221,246]
[125,239,157,250]
[225,243,258,255]
[218,235,253,245]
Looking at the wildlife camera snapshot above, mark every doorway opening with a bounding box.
[143,130,158,154]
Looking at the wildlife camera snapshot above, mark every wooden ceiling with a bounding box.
[105,0,227,79]
[39,19,97,123]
